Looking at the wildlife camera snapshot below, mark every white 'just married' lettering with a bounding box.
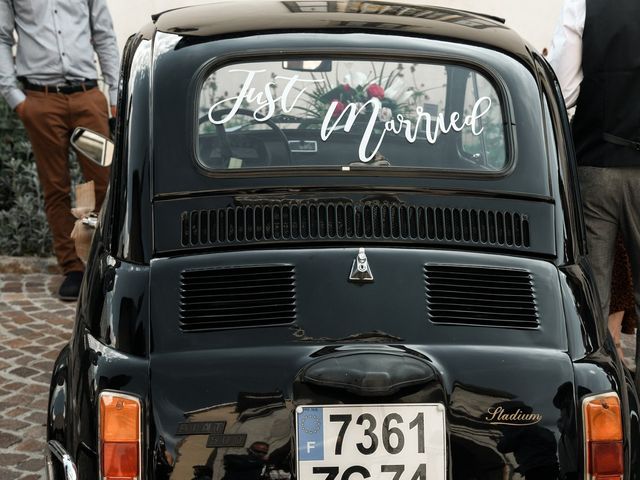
[207,69,494,163]
[208,69,325,124]
[321,96,492,162]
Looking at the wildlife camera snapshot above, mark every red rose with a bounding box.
[342,84,351,93]
[366,83,385,99]
[331,100,346,117]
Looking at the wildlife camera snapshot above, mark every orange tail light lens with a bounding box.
[583,393,623,480]
[99,392,141,480]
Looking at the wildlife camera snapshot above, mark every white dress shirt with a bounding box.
[548,0,585,109]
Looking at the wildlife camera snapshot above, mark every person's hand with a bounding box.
[15,101,26,120]
[110,105,117,118]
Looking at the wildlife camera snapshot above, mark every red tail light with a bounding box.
[583,393,623,480]
[99,391,141,480]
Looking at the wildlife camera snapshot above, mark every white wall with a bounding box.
[105,0,195,50]
[425,0,563,51]
[106,0,563,53]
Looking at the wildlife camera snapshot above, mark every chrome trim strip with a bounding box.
[47,440,78,480]
[44,447,54,480]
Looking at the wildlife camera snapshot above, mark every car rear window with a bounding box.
[197,58,507,173]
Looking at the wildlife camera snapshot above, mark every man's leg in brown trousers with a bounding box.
[69,88,111,210]
[21,90,84,274]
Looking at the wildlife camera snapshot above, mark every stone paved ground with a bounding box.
[0,262,637,479]
[0,272,74,480]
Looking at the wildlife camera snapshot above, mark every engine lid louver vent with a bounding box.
[425,265,539,329]
[180,201,530,250]
[179,265,296,331]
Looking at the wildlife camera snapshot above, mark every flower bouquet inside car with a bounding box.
[302,64,421,124]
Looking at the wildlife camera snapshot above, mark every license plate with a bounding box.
[296,404,446,480]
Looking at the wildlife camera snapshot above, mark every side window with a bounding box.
[460,71,506,170]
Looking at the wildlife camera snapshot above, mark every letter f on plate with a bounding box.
[298,407,325,461]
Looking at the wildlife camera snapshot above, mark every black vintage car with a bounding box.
[46,2,640,479]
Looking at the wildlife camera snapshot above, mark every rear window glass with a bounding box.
[197,59,507,172]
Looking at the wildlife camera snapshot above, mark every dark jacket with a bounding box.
[572,0,640,166]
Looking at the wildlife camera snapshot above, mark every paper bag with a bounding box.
[70,181,96,263]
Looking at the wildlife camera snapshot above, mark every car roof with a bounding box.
[151,0,532,62]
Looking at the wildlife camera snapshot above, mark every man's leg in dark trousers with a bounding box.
[578,167,620,323]
[618,167,640,385]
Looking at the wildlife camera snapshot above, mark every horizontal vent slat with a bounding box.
[429,308,537,316]
[427,283,532,290]
[427,283,533,290]
[429,315,537,324]
[180,301,296,312]
[181,271,295,281]
[425,265,539,330]
[425,266,530,276]
[180,294,295,305]
[181,271,294,280]
[181,316,295,325]
[181,311,294,320]
[179,265,296,331]
[180,277,296,286]
[180,282,295,292]
[425,287,534,297]
[181,308,295,318]
[428,304,537,313]
[427,317,537,327]
[180,289,295,297]
[426,295,537,305]
[425,275,532,284]
[182,309,295,317]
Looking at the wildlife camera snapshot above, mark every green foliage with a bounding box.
[0,100,81,256]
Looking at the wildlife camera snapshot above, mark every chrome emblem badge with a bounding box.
[349,248,374,283]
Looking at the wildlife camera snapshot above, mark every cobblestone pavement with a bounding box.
[0,268,637,479]
[0,273,74,480]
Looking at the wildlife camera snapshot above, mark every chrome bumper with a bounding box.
[45,440,78,480]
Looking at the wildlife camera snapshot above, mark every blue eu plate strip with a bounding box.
[297,407,324,461]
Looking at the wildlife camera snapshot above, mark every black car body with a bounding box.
[46,2,640,480]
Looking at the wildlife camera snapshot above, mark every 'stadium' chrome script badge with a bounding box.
[485,405,542,426]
